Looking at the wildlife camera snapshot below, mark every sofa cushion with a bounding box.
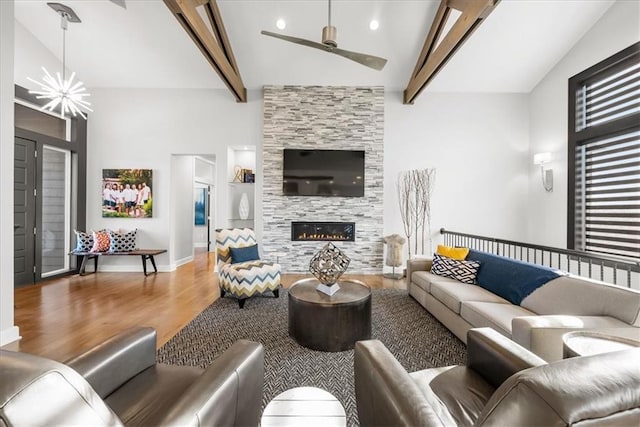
[467,250,561,305]
[430,280,510,315]
[105,364,202,426]
[430,366,495,427]
[431,254,481,285]
[411,271,434,294]
[521,275,640,326]
[460,301,535,337]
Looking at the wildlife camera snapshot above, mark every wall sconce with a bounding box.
[533,152,553,192]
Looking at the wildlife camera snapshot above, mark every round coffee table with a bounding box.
[562,331,640,358]
[261,386,346,426]
[288,278,371,352]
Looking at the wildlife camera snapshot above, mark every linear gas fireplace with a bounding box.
[291,222,355,242]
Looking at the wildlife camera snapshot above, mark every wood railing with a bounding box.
[440,228,640,289]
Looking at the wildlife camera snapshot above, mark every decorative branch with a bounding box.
[397,171,414,258]
[397,169,436,259]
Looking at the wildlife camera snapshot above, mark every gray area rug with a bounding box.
[158,288,466,426]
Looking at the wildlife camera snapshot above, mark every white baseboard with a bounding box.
[0,326,21,346]
[174,256,193,268]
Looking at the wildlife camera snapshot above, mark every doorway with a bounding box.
[13,90,86,286]
[13,138,73,286]
[194,183,214,252]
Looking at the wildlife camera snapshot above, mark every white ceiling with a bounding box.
[14,0,615,94]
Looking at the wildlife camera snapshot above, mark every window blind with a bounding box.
[569,42,640,260]
[575,62,640,131]
[574,130,640,258]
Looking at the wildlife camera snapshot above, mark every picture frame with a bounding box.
[102,169,153,218]
[194,187,206,226]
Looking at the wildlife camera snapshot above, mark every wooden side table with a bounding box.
[261,386,346,426]
[288,278,371,352]
[562,331,640,358]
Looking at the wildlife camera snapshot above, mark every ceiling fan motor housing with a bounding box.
[322,26,338,47]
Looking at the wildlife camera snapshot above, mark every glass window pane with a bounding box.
[42,146,70,276]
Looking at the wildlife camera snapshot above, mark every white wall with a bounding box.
[0,0,20,345]
[384,91,530,262]
[527,0,640,247]
[170,155,195,266]
[85,88,262,271]
[14,20,65,92]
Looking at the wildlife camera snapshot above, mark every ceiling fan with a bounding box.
[261,0,387,71]
[108,0,126,9]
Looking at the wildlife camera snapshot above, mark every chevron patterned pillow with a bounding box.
[431,254,481,285]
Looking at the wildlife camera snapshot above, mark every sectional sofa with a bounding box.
[407,249,640,361]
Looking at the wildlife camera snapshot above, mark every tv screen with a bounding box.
[283,149,365,197]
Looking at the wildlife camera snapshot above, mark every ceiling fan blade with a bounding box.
[109,0,127,9]
[261,31,331,52]
[331,47,387,71]
[262,31,387,71]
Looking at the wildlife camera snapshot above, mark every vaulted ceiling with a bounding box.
[14,0,615,98]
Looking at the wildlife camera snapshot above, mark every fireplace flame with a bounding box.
[298,232,350,241]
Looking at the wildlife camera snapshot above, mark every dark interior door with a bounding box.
[14,137,36,286]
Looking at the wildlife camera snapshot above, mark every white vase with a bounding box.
[238,192,250,220]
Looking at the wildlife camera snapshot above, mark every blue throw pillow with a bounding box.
[229,244,260,264]
[466,249,561,305]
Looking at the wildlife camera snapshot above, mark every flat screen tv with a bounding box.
[283,149,365,197]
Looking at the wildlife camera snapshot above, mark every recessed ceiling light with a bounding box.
[369,20,379,31]
[276,18,286,30]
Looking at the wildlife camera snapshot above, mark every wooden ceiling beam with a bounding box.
[404,0,500,105]
[163,0,247,102]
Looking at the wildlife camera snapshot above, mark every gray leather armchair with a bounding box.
[0,327,264,426]
[355,327,640,426]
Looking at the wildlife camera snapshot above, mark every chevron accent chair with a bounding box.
[216,228,281,308]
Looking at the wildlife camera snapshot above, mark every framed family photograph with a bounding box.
[102,169,153,218]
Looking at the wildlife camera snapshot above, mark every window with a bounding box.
[568,42,640,260]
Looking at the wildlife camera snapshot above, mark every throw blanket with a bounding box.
[467,249,562,305]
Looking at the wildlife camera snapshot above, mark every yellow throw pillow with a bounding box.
[436,244,469,260]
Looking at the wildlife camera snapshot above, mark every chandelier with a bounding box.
[28,3,92,119]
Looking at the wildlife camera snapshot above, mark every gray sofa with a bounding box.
[355,327,640,426]
[0,327,264,426]
[408,255,640,361]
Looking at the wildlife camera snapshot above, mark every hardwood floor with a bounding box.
[5,249,406,361]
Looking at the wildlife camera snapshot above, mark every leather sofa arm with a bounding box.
[512,315,640,362]
[354,340,455,426]
[157,340,264,426]
[407,258,432,281]
[66,327,157,398]
[467,328,546,389]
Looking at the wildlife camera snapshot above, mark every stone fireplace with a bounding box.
[262,86,384,273]
[291,222,355,242]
